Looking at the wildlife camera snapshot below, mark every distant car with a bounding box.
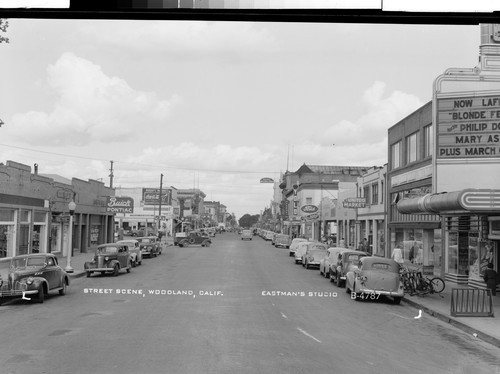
[0,254,69,305]
[294,241,313,264]
[177,231,211,247]
[241,230,253,240]
[264,231,275,241]
[330,250,368,287]
[116,239,143,266]
[84,243,132,277]
[274,234,291,249]
[346,257,404,304]
[136,236,161,257]
[319,247,348,278]
[289,238,308,257]
[303,244,328,269]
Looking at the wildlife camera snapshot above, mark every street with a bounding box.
[1,232,499,374]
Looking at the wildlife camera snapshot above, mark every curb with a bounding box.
[68,271,86,279]
[402,297,500,349]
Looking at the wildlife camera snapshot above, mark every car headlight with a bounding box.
[104,256,109,262]
[26,276,35,285]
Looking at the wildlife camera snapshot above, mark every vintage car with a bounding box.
[84,243,132,277]
[264,231,275,241]
[294,241,311,264]
[319,247,349,278]
[345,257,404,304]
[303,245,328,269]
[288,238,308,257]
[0,254,70,305]
[116,239,143,266]
[177,231,211,247]
[136,236,161,257]
[241,229,253,240]
[274,234,291,249]
[330,250,368,287]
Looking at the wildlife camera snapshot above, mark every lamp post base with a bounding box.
[65,265,74,273]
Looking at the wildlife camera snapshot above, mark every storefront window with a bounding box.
[50,223,62,253]
[20,209,31,223]
[0,208,15,221]
[0,225,15,258]
[90,225,100,246]
[447,231,458,274]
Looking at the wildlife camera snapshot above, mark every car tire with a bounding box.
[393,297,402,305]
[113,264,120,276]
[127,261,131,273]
[59,280,67,295]
[205,242,211,247]
[336,274,341,287]
[329,272,334,283]
[37,284,45,303]
[86,271,91,278]
[305,262,309,269]
[132,259,136,267]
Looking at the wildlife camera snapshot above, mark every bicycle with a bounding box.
[399,264,445,297]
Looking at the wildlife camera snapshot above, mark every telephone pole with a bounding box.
[158,173,163,235]
[109,160,114,188]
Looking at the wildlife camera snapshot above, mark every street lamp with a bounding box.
[65,200,76,273]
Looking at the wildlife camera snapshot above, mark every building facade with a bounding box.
[0,160,115,257]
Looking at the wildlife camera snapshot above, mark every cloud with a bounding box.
[8,52,180,146]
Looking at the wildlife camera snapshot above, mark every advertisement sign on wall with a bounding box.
[106,196,134,213]
[143,188,171,206]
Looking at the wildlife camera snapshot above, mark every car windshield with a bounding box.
[138,238,152,243]
[370,263,392,271]
[97,246,119,254]
[347,254,365,262]
[309,249,326,258]
[311,245,326,251]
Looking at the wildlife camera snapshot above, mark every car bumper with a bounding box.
[0,289,39,297]
[358,288,404,297]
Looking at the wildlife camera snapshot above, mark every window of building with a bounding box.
[371,183,379,205]
[424,124,433,158]
[406,132,418,164]
[380,180,384,203]
[391,141,401,169]
[363,186,370,205]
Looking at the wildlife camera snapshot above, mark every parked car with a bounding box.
[136,236,161,257]
[116,239,143,266]
[241,229,253,240]
[345,257,404,304]
[264,231,275,241]
[294,241,311,264]
[289,238,308,257]
[84,243,133,277]
[177,231,211,247]
[319,247,348,278]
[330,250,368,287]
[0,254,70,305]
[274,234,291,249]
[303,244,328,269]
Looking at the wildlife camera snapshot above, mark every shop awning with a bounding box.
[397,189,500,215]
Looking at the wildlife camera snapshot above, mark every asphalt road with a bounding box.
[1,232,500,374]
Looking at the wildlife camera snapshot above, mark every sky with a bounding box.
[0,15,483,219]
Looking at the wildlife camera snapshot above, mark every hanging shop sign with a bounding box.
[437,94,500,159]
[106,196,134,213]
[343,197,366,209]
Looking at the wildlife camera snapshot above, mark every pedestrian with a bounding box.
[483,263,498,296]
[391,245,404,265]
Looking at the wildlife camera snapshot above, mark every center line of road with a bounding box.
[297,328,321,343]
[281,312,288,319]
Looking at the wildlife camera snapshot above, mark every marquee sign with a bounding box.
[260,177,274,183]
[437,94,500,159]
[106,196,134,213]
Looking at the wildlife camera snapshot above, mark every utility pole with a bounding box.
[158,173,163,236]
[109,160,114,188]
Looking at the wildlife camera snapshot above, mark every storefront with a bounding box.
[397,189,500,290]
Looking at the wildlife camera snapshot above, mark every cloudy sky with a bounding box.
[0,16,482,218]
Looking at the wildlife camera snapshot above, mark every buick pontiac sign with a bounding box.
[106,196,134,213]
[301,204,318,213]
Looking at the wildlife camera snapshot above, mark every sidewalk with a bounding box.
[402,286,500,348]
[56,236,174,279]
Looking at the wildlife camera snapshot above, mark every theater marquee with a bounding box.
[437,94,500,159]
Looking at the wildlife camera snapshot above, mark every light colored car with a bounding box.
[346,257,404,304]
[241,229,253,240]
[274,234,291,249]
[303,245,328,269]
[264,231,275,241]
[289,238,308,257]
[294,241,311,264]
[116,239,143,266]
[319,247,349,278]
[331,250,368,287]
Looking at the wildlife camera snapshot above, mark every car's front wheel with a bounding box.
[127,261,131,273]
[113,264,120,276]
[86,271,91,278]
[393,297,402,305]
[37,284,45,303]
